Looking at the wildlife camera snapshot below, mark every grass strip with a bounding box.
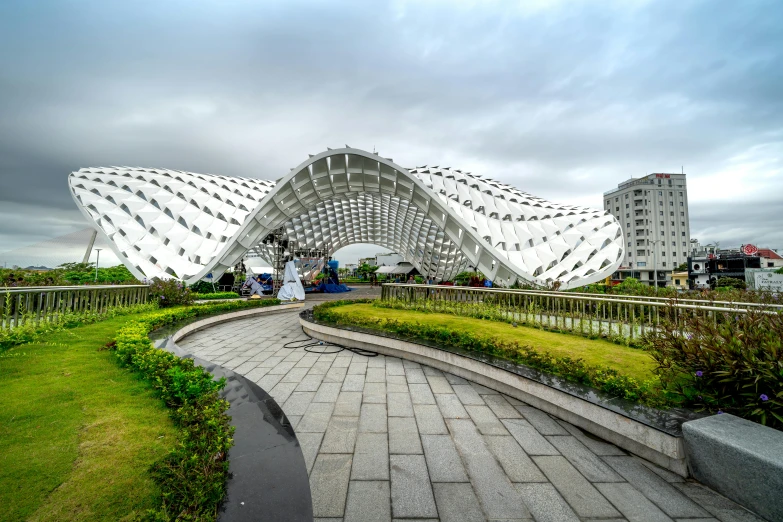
[315,300,670,407]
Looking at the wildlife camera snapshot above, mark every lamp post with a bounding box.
[94,248,103,282]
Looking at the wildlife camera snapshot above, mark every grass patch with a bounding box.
[330,303,657,381]
[0,315,178,522]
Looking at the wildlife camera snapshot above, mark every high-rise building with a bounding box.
[603,173,690,286]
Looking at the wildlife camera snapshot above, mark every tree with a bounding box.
[675,262,688,271]
[357,263,378,279]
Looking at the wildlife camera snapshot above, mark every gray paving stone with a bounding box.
[386,360,406,376]
[225,356,251,369]
[310,454,352,518]
[296,370,326,391]
[422,366,443,377]
[333,391,363,416]
[502,419,560,455]
[433,482,485,522]
[404,367,428,383]
[447,419,531,519]
[314,382,342,403]
[309,360,334,375]
[390,455,438,519]
[638,457,685,483]
[267,360,296,374]
[298,401,335,433]
[281,366,310,382]
[368,356,386,368]
[389,416,423,454]
[269,380,298,403]
[359,403,388,433]
[426,375,454,394]
[421,434,468,482]
[341,374,365,392]
[484,435,547,482]
[533,455,620,519]
[387,392,414,417]
[672,481,764,522]
[366,367,387,382]
[259,355,284,367]
[408,383,436,404]
[444,373,469,385]
[296,431,323,474]
[401,359,420,368]
[352,433,390,480]
[434,394,469,419]
[413,404,448,435]
[324,365,348,383]
[320,416,360,454]
[482,393,523,419]
[469,381,499,395]
[233,360,260,375]
[283,391,317,416]
[344,480,391,522]
[596,482,673,522]
[332,356,352,368]
[257,372,283,390]
[557,419,626,455]
[348,362,367,375]
[451,384,485,405]
[547,435,624,482]
[515,483,580,522]
[516,405,569,435]
[363,381,387,403]
[288,415,301,430]
[603,456,710,518]
[244,366,270,382]
[465,405,509,435]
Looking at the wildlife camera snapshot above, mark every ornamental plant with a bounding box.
[646,307,783,429]
[148,278,194,307]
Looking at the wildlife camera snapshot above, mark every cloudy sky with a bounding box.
[1,0,781,267]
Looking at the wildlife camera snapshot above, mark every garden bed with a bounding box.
[0,298,282,521]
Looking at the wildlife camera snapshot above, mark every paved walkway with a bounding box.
[179,304,760,522]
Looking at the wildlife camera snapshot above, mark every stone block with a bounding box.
[682,413,783,522]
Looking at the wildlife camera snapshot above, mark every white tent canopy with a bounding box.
[277,260,305,301]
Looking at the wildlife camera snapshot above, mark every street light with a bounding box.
[648,239,663,290]
[94,248,103,282]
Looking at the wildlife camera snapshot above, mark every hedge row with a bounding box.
[111,298,281,521]
[313,300,669,408]
[193,292,242,300]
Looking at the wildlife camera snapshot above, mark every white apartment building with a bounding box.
[604,173,690,286]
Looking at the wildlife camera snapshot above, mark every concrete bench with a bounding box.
[682,413,783,521]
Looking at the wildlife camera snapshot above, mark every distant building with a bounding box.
[669,270,689,290]
[358,256,377,267]
[758,248,783,268]
[688,251,761,289]
[604,173,690,287]
[376,252,404,267]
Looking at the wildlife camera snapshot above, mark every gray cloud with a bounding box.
[1,0,782,263]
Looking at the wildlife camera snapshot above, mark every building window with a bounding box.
[628,241,632,247]
[669,191,673,196]
[675,279,681,285]
[670,211,674,216]
[661,231,665,236]
[626,213,630,218]
[680,211,684,216]
[658,191,663,196]
[679,192,683,197]
[670,201,674,206]
[672,231,675,236]
[663,261,667,267]
[616,207,620,212]
[662,251,666,256]
[627,232,631,237]
[680,202,684,206]
[682,232,686,236]
[672,241,676,246]
[683,252,687,257]
[681,221,685,226]
[626,204,629,209]
[660,220,664,226]
[671,221,675,226]
[659,211,663,216]
[659,201,663,206]
[625,194,629,199]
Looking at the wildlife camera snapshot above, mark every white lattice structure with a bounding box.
[68,147,624,288]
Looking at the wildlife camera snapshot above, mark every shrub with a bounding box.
[313,300,668,408]
[715,276,746,290]
[646,308,783,429]
[149,278,194,307]
[188,280,217,294]
[193,291,241,300]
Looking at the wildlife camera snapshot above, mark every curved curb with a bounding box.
[150,303,313,522]
[301,314,691,477]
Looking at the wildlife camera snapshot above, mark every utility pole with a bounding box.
[648,239,663,290]
[94,248,103,282]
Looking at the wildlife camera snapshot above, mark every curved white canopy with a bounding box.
[68,147,624,288]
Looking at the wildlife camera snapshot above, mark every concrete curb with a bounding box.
[302,318,689,477]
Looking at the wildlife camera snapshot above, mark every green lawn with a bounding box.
[0,316,178,522]
[330,303,657,382]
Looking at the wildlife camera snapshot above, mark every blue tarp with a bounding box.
[317,281,352,293]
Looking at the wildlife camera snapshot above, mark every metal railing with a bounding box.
[380,284,783,340]
[1,285,149,331]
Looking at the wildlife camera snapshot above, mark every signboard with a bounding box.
[655,174,671,179]
[742,244,758,256]
[754,271,783,292]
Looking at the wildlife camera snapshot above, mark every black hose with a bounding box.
[282,329,379,357]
